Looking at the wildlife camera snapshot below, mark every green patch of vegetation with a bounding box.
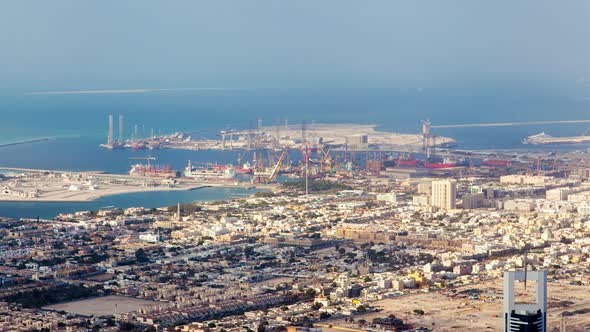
[4,284,99,308]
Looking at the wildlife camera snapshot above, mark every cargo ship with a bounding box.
[184,161,236,180]
[396,159,421,167]
[423,158,457,169]
[236,162,253,174]
[392,152,421,167]
[523,132,590,145]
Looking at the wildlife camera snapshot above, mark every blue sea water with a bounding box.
[0,187,258,220]
[0,87,588,218]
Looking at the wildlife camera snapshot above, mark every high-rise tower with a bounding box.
[504,270,547,332]
[431,180,457,210]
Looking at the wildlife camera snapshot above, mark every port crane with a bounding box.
[269,150,288,182]
[319,145,333,172]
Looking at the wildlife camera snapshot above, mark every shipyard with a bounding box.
[2,2,589,330]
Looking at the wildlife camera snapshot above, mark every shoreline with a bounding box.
[0,184,207,203]
[0,167,274,203]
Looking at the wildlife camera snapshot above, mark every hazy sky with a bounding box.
[1,1,588,96]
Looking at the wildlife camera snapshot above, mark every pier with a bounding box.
[431,119,590,129]
[0,138,50,148]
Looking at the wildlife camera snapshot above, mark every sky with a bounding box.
[0,1,589,97]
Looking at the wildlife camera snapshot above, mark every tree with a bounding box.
[244,246,255,258]
[356,305,367,313]
[413,309,425,316]
[135,248,149,263]
[311,302,323,310]
[257,321,269,332]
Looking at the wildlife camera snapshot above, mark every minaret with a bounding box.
[177,202,181,222]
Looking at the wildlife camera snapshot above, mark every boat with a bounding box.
[423,162,457,169]
[236,162,253,174]
[423,158,457,169]
[395,159,421,167]
[184,160,236,180]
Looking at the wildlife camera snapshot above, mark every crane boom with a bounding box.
[269,150,287,182]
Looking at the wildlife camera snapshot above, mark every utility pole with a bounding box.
[305,144,309,196]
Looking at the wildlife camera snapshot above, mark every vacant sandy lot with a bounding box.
[44,295,160,316]
[326,279,590,331]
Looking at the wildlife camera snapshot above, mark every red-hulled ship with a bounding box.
[236,162,253,174]
[423,162,457,168]
[395,159,421,166]
[394,152,421,167]
[424,157,457,168]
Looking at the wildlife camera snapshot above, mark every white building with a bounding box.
[546,188,570,201]
[431,180,457,210]
[376,192,397,203]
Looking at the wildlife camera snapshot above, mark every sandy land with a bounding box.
[0,169,269,202]
[44,295,160,316]
[0,172,204,202]
[325,279,590,331]
[266,123,454,147]
[0,183,204,202]
[160,123,455,151]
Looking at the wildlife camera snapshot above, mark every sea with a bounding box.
[0,87,588,219]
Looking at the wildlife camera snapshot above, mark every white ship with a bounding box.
[184,160,236,180]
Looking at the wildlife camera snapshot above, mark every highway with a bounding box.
[431,120,590,129]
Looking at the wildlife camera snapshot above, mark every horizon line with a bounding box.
[25,87,252,96]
